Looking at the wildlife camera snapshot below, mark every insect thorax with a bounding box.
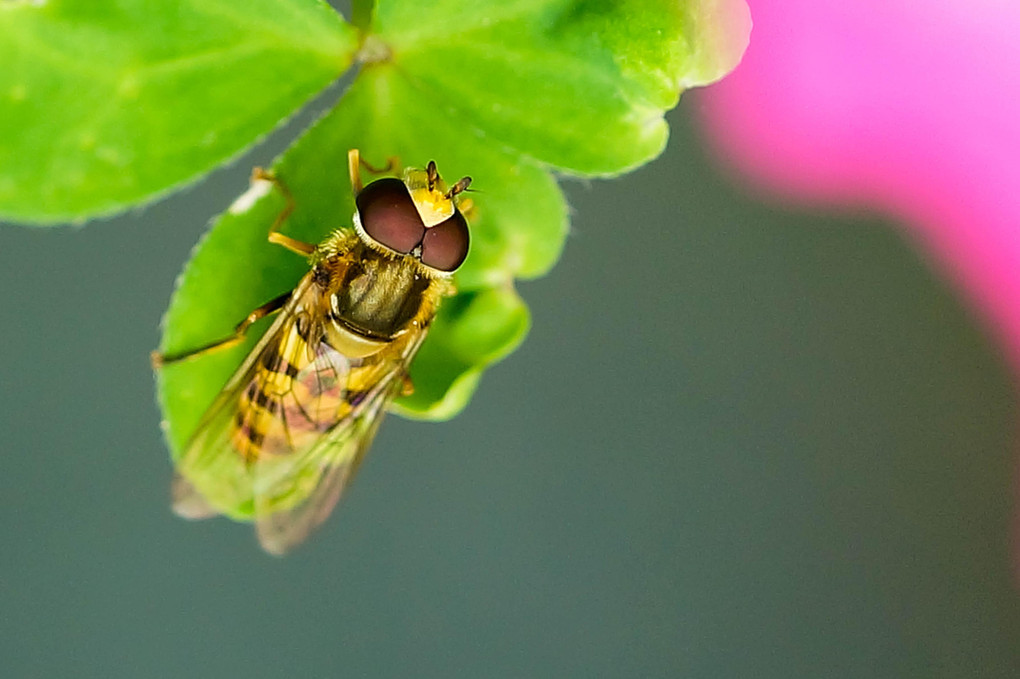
[320,239,438,342]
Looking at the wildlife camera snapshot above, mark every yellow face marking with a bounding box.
[403,167,456,227]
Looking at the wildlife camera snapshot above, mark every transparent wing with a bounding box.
[170,473,218,520]
[173,269,429,553]
[251,327,429,554]
[171,273,321,520]
[252,368,401,554]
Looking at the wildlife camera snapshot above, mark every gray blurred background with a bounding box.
[2,87,1020,676]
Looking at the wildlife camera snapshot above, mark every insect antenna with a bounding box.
[445,176,472,199]
[426,160,439,190]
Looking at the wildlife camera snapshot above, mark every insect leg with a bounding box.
[347,149,364,194]
[151,291,292,367]
[399,372,415,396]
[361,154,400,175]
[251,167,316,257]
[347,148,400,195]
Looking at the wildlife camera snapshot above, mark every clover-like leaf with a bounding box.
[156,0,750,458]
[0,0,750,459]
[0,0,357,223]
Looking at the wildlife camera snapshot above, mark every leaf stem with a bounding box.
[351,0,374,32]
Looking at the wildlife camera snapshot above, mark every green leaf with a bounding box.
[0,0,357,223]
[150,0,749,457]
[371,0,745,175]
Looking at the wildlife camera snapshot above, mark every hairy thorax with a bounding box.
[314,234,446,352]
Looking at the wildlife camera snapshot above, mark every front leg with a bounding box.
[347,148,400,195]
[252,167,316,257]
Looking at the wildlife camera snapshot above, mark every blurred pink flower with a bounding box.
[696,0,1020,581]
[697,0,1020,371]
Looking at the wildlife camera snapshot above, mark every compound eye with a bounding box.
[420,211,469,272]
[355,177,426,253]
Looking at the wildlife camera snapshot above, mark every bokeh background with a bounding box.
[3,55,1020,679]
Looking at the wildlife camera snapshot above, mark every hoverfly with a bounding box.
[154,150,472,554]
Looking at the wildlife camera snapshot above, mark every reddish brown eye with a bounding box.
[420,211,469,272]
[355,177,426,254]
